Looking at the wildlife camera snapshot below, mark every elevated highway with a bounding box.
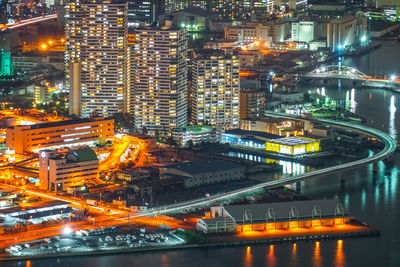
[0,14,57,32]
[138,114,396,216]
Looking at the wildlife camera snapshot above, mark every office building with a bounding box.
[39,148,99,191]
[171,125,219,146]
[197,199,350,233]
[130,27,188,133]
[191,51,240,129]
[6,117,114,154]
[65,0,128,117]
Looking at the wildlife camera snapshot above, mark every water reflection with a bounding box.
[228,152,307,176]
[245,246,252,267]
[267,245,276,267]
[361,189,366,211]
[335,240,345,267]
[313,241,322,267]
[350,88,356,113]
[389,94,397,140]
[291,243,297,266]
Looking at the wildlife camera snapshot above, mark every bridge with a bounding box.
[117,114,396,218]
[302,65,400,90]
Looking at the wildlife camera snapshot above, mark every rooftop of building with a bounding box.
[224,129,280,140]
[175,7,215,18]
[222,199,348,223]
[8,117,112,130]
[161,160,244,175]
[172,125,216,134]
[66,147,98,162]
[241,117,299,124]
[195,50,237,60]
[199,217,235,224]
[370,20,400,31]
[268,137,318,146]
[0,200,69,215]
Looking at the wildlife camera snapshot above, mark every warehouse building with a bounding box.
[0,200,72,227]
[197,199,350,233]
[160,160,245,188]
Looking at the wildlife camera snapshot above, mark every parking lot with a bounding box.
[6,226,185,257]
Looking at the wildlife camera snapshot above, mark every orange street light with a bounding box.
[41,44,47,49]
[48,40,53,45]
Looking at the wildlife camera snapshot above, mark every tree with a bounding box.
[185,139,194,148]
[165,136,177,146]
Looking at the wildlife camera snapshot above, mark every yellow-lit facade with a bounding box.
[191,53,240,129]
[65,0,128,117]
[131,28,188,133]
[236,218,351,232]
[265,137,320,155]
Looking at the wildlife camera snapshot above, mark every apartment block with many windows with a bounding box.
[191,51,240,129]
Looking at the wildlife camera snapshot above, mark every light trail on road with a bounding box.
[119,114,396,218]
[1,14,57,32]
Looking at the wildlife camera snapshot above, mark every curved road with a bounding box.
[138,115,396,216]
[1,14,57,32]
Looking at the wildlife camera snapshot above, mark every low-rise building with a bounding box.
[171,126,219,146]
[265,137,320,155]
[39,147,99,192]
[222,129,280,150]
[240,117,305,137]
[34,85,49,104]
[197,199,350,233]
[160,160,245,188]
[272,91,304,103]
[6,117,114,154]
[0,200,72,226]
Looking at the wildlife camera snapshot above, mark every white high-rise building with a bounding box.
[65,0,128,117]
[191,51,240,129]
[129,27,188,133]
[291,21,315,43]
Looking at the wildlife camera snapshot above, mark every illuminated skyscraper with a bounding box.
[65,0,128,117]
[191,51,240,129]
[130,27,188,133]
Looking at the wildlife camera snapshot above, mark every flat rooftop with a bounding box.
[268,137,318,146]
[224,129,280,140]
[162,160,244,175]
[8,117,112,130]
[173,125,215,134]
[223,199,348,223]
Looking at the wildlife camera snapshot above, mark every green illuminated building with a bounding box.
[0,49,13,77]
